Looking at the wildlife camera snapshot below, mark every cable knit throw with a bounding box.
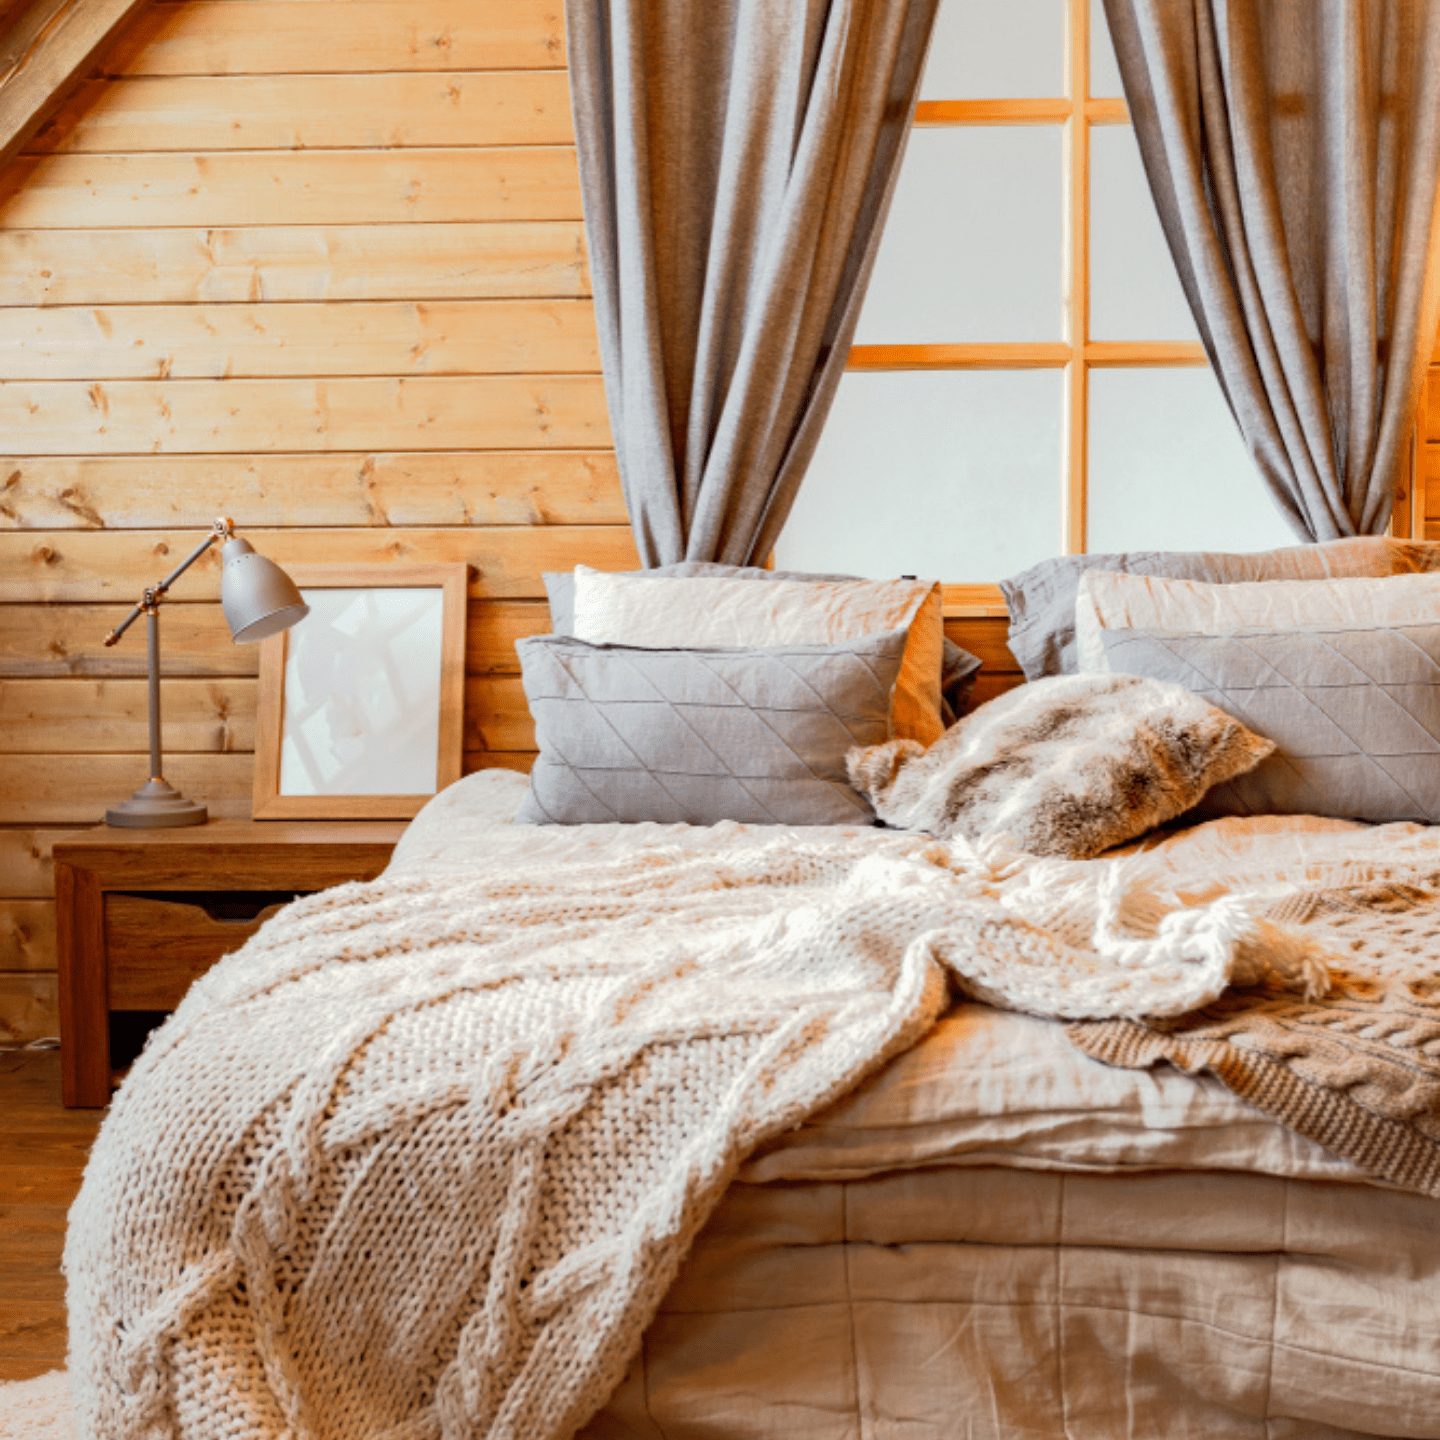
[64,819,1431,1439]
[1072,846,1440,1198]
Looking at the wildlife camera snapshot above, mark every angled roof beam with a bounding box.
[0,0,149,169]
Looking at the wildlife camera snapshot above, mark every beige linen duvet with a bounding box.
[588,1159,1437,1439]
[393,774,1440,1440]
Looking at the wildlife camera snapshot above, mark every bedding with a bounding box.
[514,630,906,825]
[544,562,853,636]
[397,783,1394,1186]
[69,784,949,1440]
[584,1163,1440,1439]
[543,563,983,724]
[415,780,1440,1439]
[848,671,1273,858]
[1070,818,1440,1198]
[401,774,1439,1193]
[1075,568,1440,673]
[569,566,947,743]
[67,772,1440,1439]
[1103,621,1440,822]
[999,535,1440,679]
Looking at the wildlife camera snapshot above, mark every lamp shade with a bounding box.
[220,537,309,643]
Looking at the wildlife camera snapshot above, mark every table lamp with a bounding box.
[102,517,309,828]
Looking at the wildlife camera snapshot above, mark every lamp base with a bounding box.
[105,777,209,829]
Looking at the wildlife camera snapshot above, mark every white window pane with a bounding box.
[1090,125,1197,341]
[776,371,1063,582]
[1087,368,1296,553]
[1090,0,1124,97]
[921,0,1065,99]
[856,127,1064,343]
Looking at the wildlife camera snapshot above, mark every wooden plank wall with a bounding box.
[0,0,1015,1045]
[0,0,642,1041]
[0,0,1432,1043]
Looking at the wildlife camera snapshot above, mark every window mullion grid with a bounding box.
[1063,0,1090,556]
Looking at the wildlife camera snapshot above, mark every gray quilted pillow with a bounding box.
[1101,623,1440,823]
[516,631,907,825]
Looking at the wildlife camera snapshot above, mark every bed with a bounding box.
[385,772,1440,1440]
[62,768,1440,1437]
[63,542,1440,1439]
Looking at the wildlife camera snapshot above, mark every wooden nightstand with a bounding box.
[53,821,405,1107]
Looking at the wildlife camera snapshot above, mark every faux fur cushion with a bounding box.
[846,673,1274,859]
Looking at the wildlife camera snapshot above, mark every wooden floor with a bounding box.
[0,1049,101,1382]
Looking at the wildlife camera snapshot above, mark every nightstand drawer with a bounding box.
[105,891,299,1010]
[56,821,403,1106]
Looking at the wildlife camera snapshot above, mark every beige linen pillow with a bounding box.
[1075,570,1440,672]
[570,566,946,744]
[1001,535,1440,680]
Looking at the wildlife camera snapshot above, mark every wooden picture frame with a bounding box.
[252,564,468,820]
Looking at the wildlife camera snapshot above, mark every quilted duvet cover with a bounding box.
[392,773,1440,1440]
[586,1160,1438,1439]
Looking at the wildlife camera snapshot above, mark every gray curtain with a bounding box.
[566,0,938,567]
[1103,0,1440,539]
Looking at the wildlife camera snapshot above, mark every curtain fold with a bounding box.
[1103,0,1440,540]
[566,0,939,567]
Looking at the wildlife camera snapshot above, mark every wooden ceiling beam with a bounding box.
[0,0,149,169]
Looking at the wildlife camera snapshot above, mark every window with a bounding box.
[775,0,1295,593]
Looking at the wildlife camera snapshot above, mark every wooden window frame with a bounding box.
[853,0,1419,616]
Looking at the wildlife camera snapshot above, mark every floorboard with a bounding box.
[0,1049,100,1381]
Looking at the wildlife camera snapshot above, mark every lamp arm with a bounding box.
[103,517,233,647]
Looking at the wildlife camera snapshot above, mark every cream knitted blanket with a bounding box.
[1070,826,1440,1199]
[64,827,1353,1440]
